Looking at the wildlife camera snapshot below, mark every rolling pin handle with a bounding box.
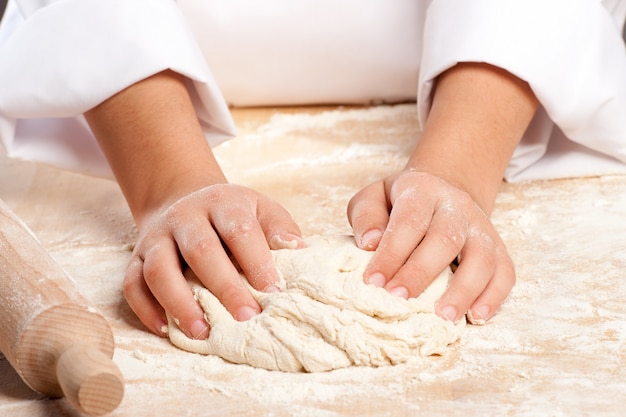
[56,344,124,416]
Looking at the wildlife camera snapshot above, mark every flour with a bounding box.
[254,105,418,138]
[167,235,465,372]
[6,105,626,416]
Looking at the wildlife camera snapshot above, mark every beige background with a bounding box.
[1,104,625,416]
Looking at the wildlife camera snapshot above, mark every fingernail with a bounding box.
[270,233,305,249]
[440,305,458,323]
[469,305,490,325]
[236,306,260,321]
[388,286,409,299]
[360,229,383,250]
[156,320,168,336]
[264,284,282,293]
[366,272,386,288]
[189,319,210,340]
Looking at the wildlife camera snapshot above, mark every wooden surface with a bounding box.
[0,104,625,416]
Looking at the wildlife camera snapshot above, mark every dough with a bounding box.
[168,235,465,372]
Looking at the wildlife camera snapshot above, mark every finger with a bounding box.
[363,187,433,288]
[347,181,388,250]
[173,217,262,322]
[256,196,306,250]
[210,201,282,294]
[383,202,468,299]
[141,238,210,340]
[467,250,516,324]
[434,231,498,324]
[122,256,168,337]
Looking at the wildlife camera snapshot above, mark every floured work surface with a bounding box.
[1,104,625,416]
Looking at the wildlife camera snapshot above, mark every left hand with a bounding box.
[347,170,516,324]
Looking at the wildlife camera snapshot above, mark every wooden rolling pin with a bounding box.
[0,199,124,416]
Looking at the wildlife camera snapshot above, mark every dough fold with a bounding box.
[168,235,465,372]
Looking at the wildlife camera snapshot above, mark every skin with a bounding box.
[84,62,538,339]
[349,62,539,324]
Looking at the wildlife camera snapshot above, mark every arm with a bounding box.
[408,62,538,213]
[348,62,539,323]
[84,70,303,339]
[85,70,227,223]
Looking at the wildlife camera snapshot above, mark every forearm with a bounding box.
[408,62,539,214]
[84,70,227,227]
[85,71,303,338]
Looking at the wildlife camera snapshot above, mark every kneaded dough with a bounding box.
[168,235,465,372]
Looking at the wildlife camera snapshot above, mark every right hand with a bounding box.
[122,183,304,340]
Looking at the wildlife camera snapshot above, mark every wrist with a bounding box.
[131,169,228,229]
[401,163,498,215]
[407,62,538,214]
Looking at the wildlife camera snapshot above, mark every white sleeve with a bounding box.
[419,0,626,181]
[0,0,235,178]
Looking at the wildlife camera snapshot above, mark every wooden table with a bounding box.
[1,104,625,416]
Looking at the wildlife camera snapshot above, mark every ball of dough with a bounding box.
[168,235,465,372]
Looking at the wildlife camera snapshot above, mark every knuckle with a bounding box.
[212,281,245,308]
[201,184,229,204]
[475,245,497,269]
[393,264,432,297]
[392,185,421,206]
[497,255,517,288]
[182,236,215,265]
[405,264,431,286]
[468,228,498,258]
[122,275,136,299]
[456,189,476,207]
[163,200,185,221]
[351,211,381,231]
[477,249,497,272]
[438,224,466,253]
[123,258,145,297]
[221,217,256,242]
[391,213,430,238]
[141,256,167,284]
[377,245,406,267]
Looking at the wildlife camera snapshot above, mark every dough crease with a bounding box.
[168,235,465,372]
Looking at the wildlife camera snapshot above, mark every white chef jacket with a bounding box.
[0,0,625,181]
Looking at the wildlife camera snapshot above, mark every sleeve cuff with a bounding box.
[418,0,626,181]
[0,0,235,177]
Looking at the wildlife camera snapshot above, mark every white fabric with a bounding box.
[419,0,626,181]
[0,0,625,181]
[0,0,234,177]
[177,0,424,107]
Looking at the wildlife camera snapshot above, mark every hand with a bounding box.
[123,183,304,339]
[82,71,305,339]
[347,170,515,324]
